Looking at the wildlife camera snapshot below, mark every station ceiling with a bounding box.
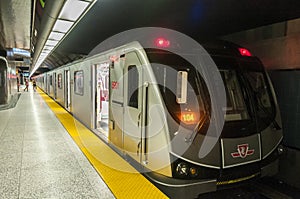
[1,0,300,75]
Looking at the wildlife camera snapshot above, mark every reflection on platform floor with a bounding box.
[0,88,114,198]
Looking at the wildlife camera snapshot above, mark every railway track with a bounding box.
[197,178,298,199]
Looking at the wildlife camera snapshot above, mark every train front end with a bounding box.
[144,41,283,198]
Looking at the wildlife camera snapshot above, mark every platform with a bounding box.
[0,88,115,198]
[0,86,167,198]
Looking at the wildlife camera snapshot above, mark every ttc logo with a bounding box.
[231,144,254,158]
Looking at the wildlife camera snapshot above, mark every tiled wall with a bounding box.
[269,70,300,149]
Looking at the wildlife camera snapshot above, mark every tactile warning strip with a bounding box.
[38,89,168,199]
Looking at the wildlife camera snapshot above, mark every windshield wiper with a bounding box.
[240,71,281,131]
[254,95,281,130]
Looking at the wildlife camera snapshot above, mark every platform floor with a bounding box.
[0,88,115,198]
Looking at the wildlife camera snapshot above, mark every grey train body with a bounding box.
[35,41,283,198]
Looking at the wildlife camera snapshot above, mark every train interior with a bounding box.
[95,62,109,137]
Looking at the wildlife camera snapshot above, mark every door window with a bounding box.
[127,65,139,109]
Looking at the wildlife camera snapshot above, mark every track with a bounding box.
[197,178,299,199]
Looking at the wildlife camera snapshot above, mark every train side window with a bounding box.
[74,70,84,95]
[127,65,139,108]
[49,75,52,86]
[58,73,62,89]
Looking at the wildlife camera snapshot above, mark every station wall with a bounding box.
[269,70,300,149]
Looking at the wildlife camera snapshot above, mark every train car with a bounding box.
[0,56,18,106]
[36,39,283,198]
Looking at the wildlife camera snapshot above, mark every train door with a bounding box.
[94,62,109,137]
[47,74,51,94]
[123,52,144,163]
[64,70,71,111]
[53,72,57,99]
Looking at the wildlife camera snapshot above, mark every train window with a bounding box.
[220,70,249,121]
[49,75,52,86]
[127,65,139,108]
[74,70,84,95]
[58,73,62,89]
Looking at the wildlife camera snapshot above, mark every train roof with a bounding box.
[199,40,253,58]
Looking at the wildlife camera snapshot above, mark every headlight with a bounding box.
[176,162,189,176]
[176,162,199,178]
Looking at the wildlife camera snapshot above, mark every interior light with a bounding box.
[238,48,252,56]
[155,37,170,47]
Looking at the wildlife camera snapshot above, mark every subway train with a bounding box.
[0,56,18,105]
[35,39,283,198]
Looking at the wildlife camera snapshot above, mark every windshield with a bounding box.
[146,50,276,137]
[146,50,209,130]
[243,71,275,128]
[220,70,250,121]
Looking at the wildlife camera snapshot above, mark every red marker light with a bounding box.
[238,48,252,56]
[110,55,118,62]
[155,38,170,47]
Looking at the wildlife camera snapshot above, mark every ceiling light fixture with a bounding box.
[30,0,97,77]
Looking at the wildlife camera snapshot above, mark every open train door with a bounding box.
[93,62,110,137]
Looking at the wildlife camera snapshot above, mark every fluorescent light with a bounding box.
[52,19,74,33]
[45,39,59,46]
[40,52,47,55]
[41,50,50,54]
[59,0,89,21]
[30,0,98,77]
[49,31,65,41]
[43,46,54,51]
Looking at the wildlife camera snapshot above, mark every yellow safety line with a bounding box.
[38,89,168,199]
